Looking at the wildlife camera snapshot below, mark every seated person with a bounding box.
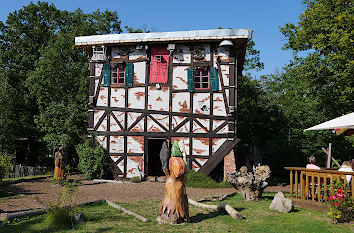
[306,156,321,170]
[338,161,353,184]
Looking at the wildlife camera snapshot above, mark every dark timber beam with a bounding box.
[198,137,241,175]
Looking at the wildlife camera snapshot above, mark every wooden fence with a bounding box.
[284,167,354,201]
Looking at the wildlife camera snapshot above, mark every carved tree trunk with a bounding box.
[227,165,270,201]
[157,157,189,224]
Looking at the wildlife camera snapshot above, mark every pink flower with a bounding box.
[334,202,339,206]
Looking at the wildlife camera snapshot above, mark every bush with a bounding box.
[45,178,78,228]
[186,170,232,188]
[46,205,74,228]
[76,141,104,180]
[0,152,12,182]
[327,181,353,223]
[130,176,141,183]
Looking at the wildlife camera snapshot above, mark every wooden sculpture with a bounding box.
[54,147,66,178]
[227,165,270,201]
[157,140,189,224]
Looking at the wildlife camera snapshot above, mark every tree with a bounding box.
[0,1,122,163]
[263,0,354,165]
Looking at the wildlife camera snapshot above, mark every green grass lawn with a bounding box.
[2,174,51,183]
[1,193,352,233]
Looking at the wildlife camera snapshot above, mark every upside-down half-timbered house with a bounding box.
[75,29,252,179]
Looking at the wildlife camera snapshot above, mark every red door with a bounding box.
[150,46,169,83]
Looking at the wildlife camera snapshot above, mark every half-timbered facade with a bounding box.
[75,29,252,178]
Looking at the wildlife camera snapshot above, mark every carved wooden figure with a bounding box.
[54,147,66,178]
[157,140,189,224]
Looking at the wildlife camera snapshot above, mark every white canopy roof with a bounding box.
[304,112,354,131]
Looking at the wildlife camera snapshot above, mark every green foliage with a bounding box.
[2,194,354,232]
[0,152,12,181]
[261,0,353,167]
[0,1,123,160]
[76,141,104,180]
[327,180,353,223]
[45,179,78,228]
[130,176,142,183]
[186,170,231,188]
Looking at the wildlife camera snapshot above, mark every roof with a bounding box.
[304,112,354,131]
[75,29,253,46]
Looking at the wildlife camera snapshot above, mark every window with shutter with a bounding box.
[126,63,134,87]
[188,68,194,92]
[111,64,126,85]
[187,67,219,92]
[210,67,219,91]
[102,63,111,87]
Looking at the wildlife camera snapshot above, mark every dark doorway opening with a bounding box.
[147,138,166,176]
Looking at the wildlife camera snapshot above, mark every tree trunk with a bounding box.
[227,165,270,201]
[157,157,189,224]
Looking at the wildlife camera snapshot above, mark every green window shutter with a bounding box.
[126,63,134,87]
[188,68,194,92]
[210,67,219,91]
[102,63,111,87]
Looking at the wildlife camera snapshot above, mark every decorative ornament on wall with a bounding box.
[191,47,205,60]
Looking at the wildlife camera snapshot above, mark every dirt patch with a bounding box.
[0,176,235,213]
[1,176,326,214]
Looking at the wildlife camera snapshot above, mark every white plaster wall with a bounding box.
[213,93,227,116]
[172,66,188,90]
[111,88,125,108]
[110,136,124,153]
[129,49,146,60]
[128,87,145,109]
[212,138,227,153]
[171,116,189,133]
[172,92,190,113]
[193,93,211,115]
[127,136,144,154]
[147,86,169,111]
[173,45,191,63]
[97,87,108,106]
[110,111,124,131]
[126,156,144,178]
[127,112,144,132]
[220,65,230,87]
[192,137,209,156]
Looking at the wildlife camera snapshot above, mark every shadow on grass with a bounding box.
[189,211,221,223]
[189,207,245,223]
[94,227,115,232]
[0,216,44,233]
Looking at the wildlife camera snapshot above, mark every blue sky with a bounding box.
[0,0,305,77]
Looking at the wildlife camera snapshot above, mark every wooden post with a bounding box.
[324,175,328,200]
[295,171,298,198]
[311,173,315,201]
[305,173,309,200]
[317,174,321,201]
[290,170,293,197]
[300,171,304,200]
[327,143,332,168]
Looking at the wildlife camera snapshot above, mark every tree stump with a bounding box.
[227,165,270,201]
[157,141,189,224]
